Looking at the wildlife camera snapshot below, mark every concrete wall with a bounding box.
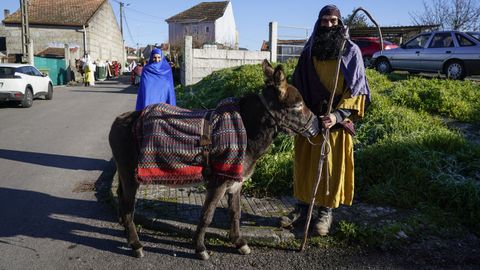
[182,36,270,85]
[86,1,124,62]
[0,24,83,56]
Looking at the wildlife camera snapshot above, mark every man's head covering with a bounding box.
[292,5,370,113]
[318,4,343,25]
[135,47,176,110]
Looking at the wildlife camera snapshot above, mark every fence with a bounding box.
[34,56,67,86]
[271,22,311,63]
[180,22,312,86]
[182,36,270,86]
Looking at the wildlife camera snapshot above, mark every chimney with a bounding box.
[4,9,10,19]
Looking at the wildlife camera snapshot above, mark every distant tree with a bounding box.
[343,9,370,28]
[410,0,480,31]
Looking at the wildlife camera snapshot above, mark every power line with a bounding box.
[123,6,166,21]
[111,1,166,21]
[122,17,163,24]
[123,9,136,46]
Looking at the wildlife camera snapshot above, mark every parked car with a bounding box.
[351,37,399,67]
[372,31,480,80]
[0,63,53,108]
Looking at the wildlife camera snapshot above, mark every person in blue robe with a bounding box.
[135,48,176,111]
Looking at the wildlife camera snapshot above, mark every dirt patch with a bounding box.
[332,201,480,268]
[72,180,96,193]
[443,118,480,145]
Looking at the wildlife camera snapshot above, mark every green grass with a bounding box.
[381,75,480,122]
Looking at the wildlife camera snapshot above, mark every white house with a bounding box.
[166,1,237,49]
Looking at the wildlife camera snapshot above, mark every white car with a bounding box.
[0,63,53,108]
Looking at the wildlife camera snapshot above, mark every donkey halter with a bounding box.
[258,94,315,135]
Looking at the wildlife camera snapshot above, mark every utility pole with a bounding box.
[20,0,32,64]
[119,1,125,73]
[119,2,124,38]
[136,42,139,61]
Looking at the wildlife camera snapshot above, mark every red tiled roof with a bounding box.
[2,0,106,27]
[166,1,229,23]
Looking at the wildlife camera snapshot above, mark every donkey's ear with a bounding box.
[273,65,288,99]
[262,59,274,83]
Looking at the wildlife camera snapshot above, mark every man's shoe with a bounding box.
[280,203,308,228]
[314,206,332,236]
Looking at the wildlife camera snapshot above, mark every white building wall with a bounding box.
[214,2,236,48]
[169,22,216,49]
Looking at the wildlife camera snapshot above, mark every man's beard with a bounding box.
[311,26,345,60]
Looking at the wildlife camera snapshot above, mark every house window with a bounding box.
[0,37,6,51]
[206,26,209,33]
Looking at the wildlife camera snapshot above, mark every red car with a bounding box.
[351,37,398,67]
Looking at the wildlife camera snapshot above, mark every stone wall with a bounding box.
[182,36,271,85]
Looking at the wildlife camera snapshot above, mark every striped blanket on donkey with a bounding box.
[134,98,247,185]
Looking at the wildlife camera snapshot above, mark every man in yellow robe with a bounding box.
[280,5,371,236]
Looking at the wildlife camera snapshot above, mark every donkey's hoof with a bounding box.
[196,250,210,260]
[133,247,144,258]
[238,244,251,255]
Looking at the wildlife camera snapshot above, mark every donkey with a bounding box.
[108,60,319,260]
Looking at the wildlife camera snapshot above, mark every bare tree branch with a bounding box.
[410,0,480,30]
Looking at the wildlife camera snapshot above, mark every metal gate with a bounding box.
[277,25,311,62]
[34,56,67,86]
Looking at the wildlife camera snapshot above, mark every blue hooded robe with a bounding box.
[135,48,176,111]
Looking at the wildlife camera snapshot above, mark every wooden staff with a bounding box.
[299,7,382,251]
[299,38,346,252]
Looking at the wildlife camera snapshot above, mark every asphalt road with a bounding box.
[0,79,419,270]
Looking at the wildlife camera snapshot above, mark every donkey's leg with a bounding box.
[117,167,144,258]
[193,180,227,260]
[110,111,144,258]
[227,183,250,255]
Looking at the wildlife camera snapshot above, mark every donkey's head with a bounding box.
[261,60,319,137]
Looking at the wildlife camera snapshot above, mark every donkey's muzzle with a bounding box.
[300,115,320,138]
